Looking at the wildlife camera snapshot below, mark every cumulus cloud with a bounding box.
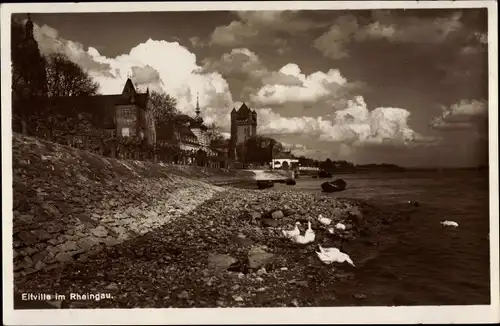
[251,63,349,105]
[314,11,465,60]
[33,22,235,130]
[202,48,268,101]
[203,45,367,116]
[313,15,360,60]
[430,99,488,130]
[33,23,111,73]
[210,11,325,53]
[257,95,436,148]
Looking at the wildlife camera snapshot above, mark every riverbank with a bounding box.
[12,134,419,308]
[12,134,255,276]
[14,186,417,308]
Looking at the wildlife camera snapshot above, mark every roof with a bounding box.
[236,103,252,118]
[273,152,296,159]
[176,124,197,139]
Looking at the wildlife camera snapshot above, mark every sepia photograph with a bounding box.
[1,1,499,325]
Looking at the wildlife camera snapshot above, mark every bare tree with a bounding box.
[45,53,99,97]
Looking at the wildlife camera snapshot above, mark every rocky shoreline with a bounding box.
[12,134,254,277]
[14,187,414,309]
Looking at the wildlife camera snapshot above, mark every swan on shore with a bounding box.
[441,220,459,227]
[304,221,315,242]
[317,214,332,225]
[316,245,355,266]
[290,221,315,244]
[282,222,301,239]
[335,222,346,230]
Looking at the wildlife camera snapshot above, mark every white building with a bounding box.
[271,152,299,170]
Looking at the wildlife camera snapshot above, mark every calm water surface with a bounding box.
[252,170,491,305]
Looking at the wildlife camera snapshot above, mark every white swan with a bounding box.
[335,222,346,230]
[441,220,459,227]
[282,222,301,239]
[316,245,355,266]
[304,221,315,243]
[290,221,315,244]
[317,214,332,226]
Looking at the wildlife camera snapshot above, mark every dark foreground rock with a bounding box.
[14,188,412,309]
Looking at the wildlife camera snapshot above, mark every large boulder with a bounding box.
[207,253,238,273]
[248,247,276,270]
[321,179,347,193]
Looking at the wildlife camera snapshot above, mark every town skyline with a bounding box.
[12,7,489,167]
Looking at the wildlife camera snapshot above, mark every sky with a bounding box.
[13,8,489,167]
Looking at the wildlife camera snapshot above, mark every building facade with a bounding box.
[47,78,156,145]
[157,95,217,155]
[229,103,257,160]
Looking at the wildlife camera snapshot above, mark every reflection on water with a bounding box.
[244,170,491,305]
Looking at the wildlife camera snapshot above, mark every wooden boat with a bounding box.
[285,178,296,185]
[321,179,347,192]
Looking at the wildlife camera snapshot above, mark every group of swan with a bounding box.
[281,215,355,266]
[282,221,315,244]
[317,214,346,234]
[280,206,460,267]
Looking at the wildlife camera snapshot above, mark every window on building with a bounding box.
[122,127,130,137]
[122,107,131,118]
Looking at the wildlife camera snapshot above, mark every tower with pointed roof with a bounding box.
[229,103,257,160]
[12,13,48,133]
[190,93,209,148]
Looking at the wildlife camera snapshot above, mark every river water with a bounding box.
[240,170,492,306]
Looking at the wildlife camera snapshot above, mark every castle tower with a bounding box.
[229,103,257,160]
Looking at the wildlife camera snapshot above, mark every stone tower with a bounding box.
[229,103,257,159]
[12,13,48,133]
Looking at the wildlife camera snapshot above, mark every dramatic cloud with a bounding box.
[430,99,488,130]
[204,48,364,112]
[257,96,436,147]
[202,48,268,101]
[360,11,463,44]
[314,11,466,60]
[33,23,111,73]
[33,22,235,129]
[251,63,348,105]
[210,11,325,52]
[19,9,487,166]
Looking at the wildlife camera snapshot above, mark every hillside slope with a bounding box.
[11,134,250,275]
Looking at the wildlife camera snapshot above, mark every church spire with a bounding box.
[195,92,201,117]
[194,92,203,124]
[25,13,34,39]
